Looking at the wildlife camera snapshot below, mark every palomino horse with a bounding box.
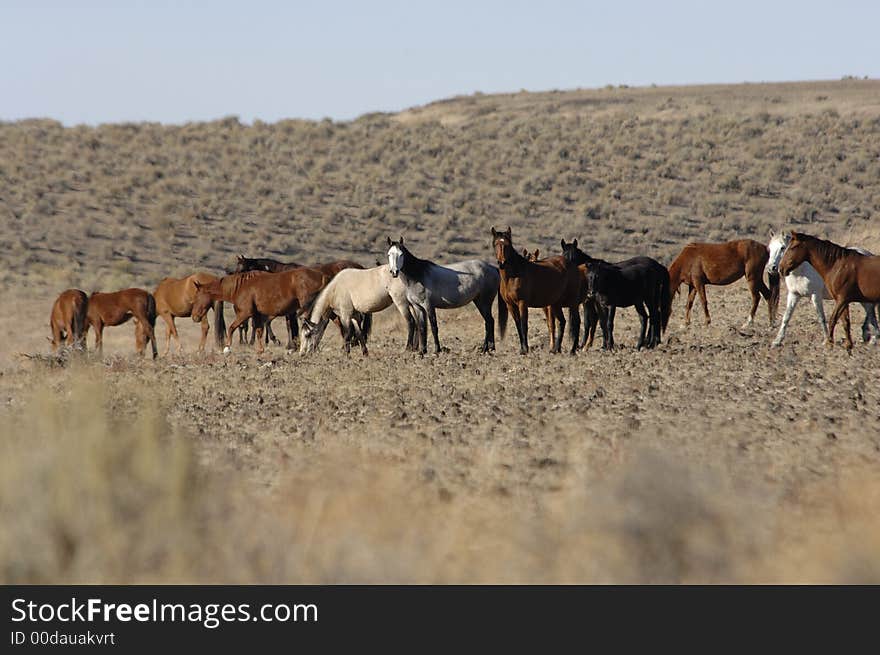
[491,227,582,354]
[233,255,365,347]
[154,273,226,355]
[668,239,779,328]
[300,264,416,356]
[86,288,158,358]
[766,230,878,346]
[49,289,88,352]
[778,232,880,351]
[387,237,503,354]
[191,268,329,353]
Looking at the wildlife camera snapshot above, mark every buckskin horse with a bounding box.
[300,264,416,356]
[191,268,329,353]
[154,273,226,355]
[668,239,779,328]
[387,237,503,354]
[49,289,89,352]
[491,227,581,354]
[86,288,158,358]
[778,232,880,351]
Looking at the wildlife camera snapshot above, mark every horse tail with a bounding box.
[767,269,780,323]
[496,292,508,340]
[213,300,226,348]
[145,292,157,328]
[660,267,672,334]
[361,312,373,342]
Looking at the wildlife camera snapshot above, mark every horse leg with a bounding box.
[94,321,104,356]
[351,317,368,356]
[285,314,299,351]
[685,285,696,326]
[474,297,495,353]
[198,317,209,353]
[772,292,800,347]
[696,282,710,325]
[635,302,648,350]
[225,312,250,350]
[415,305,428,355]
[826,301,848,348]
[811,293,828,338]
[567,304,580,355]
[426,305,442,354]
[169,315,182,353]
[544,306,554,349]
[252,315,267,354]
[604,306,616,350]
[860,302,878,343]
[841,304,854,352]
[743,277,760,328]
[550,306,565,354]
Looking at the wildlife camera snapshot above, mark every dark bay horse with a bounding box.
[491,226,581,354]
[563,243,671,350]
[86,288,158,358]
[49,289,89,352]
[668,239,779,328]
[154,273,225,355]
[191,268,330,353]
[778,232,880,351]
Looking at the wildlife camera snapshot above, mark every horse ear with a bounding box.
[387,236,392,247]
[561,239,567,250]
[491,226,497,237]
[506,226,511,236]
[769,228,775,238]
[399,236,404,245]
[194,281,202,291]
[573,238,578,248]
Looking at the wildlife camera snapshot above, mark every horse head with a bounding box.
[386,236,406,278]
[191,281,215,322]
[298,316,330,355]
[561,238,589,268]
[491,226,514,269]
[766,229,791,275]
[778,232,809,276]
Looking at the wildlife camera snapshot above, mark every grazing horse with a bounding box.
[300,265,416,355]
[668,239,779,328]
[387,237,503,354]
[86,288,158,358]
[766,230,878,346]
[49,289,89,352]
[491,227,582,354]
[778,232,880,351]
[191,268,329,353]
[154,273,226,355]
[563,242,670,350]
[233,255,365,347]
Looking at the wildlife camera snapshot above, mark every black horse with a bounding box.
[562,243,671,350]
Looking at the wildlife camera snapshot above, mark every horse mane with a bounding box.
[794,232,852,266]
[398,244,433,281]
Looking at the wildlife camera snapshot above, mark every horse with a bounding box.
[233,255,365,347]
[668,239,780,328]
[778,232,880,351]
[49,289,89,352]
[491,227,582,354]
[387,237,503,354]
[299,265,416,356]
[191,268,329,353]
[153,273,226,355]
[766,230,879,346]
[85,288,158,358]
[562,242,670,350]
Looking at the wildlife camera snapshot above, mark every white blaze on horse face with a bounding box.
[388,245,404,278]
[766,234,790,273]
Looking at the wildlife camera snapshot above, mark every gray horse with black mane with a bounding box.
[386,237,506,354]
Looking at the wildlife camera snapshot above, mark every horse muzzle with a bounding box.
[390,270,399,278]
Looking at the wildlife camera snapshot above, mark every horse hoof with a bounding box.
[223,346,231,354]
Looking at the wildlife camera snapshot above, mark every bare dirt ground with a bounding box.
[1,80,879,583]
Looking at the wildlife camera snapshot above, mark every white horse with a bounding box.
[387,237,505,354]
[299,264,415,355]
[766,229,879,346]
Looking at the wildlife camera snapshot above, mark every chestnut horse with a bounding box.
[491,226,582,354]
[154,273,226,355]
[191,268,329,353]
[232,255,364,346]
[778,232,880,351]
[49,289,89,352]
[86,288,158,358]
[668,239,779,328]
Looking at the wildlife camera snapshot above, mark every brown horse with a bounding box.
[86,288,158,358]
[191,268,330,353]
[491,226,582,354]
[49,289,89,352]
[154,273,226,355]
[668,239,779,328]
[779,232,880,351]
[232,255,364,346]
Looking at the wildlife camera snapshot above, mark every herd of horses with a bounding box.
[48,229,880,359]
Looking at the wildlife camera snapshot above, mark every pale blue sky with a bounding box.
[2,0,877,125]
